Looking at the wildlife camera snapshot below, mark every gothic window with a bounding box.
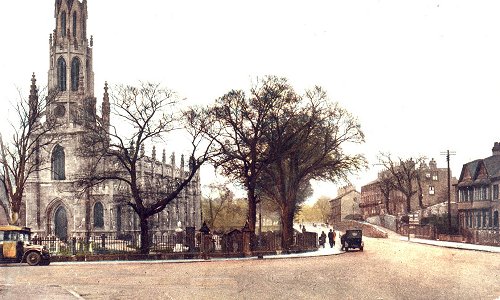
[54,206,68,241]
[71,57,80,91]
[51,145,66,180]
[57,57,67,91]
[94,202,104,229]
[61,11,67,37]
[72,12,77,38]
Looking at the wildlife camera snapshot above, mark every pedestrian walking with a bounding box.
[328,229,336,248]
[319,231,326,248]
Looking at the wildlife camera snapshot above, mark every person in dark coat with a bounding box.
[319,231,327,248]
[328,229,336,248]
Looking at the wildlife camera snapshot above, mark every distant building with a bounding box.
[456,142,500,245]
[360,158,456,219]
[329,184,361,223]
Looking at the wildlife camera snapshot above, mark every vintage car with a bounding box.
[340,229,364,252]
[0,225,50,266]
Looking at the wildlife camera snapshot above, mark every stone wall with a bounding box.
[333,220,388,238]
[366,215,397,232]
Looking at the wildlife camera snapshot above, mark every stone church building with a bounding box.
[19,0,202,240]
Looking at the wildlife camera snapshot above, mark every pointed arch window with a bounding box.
[54,206,68,241]
[72,12,77,38]
[57,57,67,91]
[61,11,67,37]
[94,202,104,228]
[51,145,66,180]
[71,57,80,91]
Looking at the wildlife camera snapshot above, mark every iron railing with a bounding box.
[32,229,318,256]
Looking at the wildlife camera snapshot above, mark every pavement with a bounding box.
[399,236,500,253]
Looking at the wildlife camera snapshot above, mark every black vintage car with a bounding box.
[340,229,364,252]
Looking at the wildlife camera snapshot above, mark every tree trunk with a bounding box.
[280,206,295,251]
[10,211,19,226]
[139,216,150,254]
[406,196,411,214]
[247,189,257,234]
[11,194,22,225]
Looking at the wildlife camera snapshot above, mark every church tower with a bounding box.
[23,0,201,240]
[24,0,104,239]
[48,0,96,128]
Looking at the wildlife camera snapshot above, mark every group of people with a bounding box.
[319,229,336,248]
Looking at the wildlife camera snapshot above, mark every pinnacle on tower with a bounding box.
[29,73,39,124]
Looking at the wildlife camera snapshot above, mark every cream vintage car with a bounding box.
[0,225,50,266]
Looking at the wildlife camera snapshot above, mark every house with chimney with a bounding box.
[456,142,500,246]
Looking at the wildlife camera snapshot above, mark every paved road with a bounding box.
[0,236,498,299]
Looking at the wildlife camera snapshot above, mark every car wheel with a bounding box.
[26,252,41,266]
[360,246,364,251]
[344,242,349,252]
[40,259,51,266]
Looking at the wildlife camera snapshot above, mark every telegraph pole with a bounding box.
[440,150,456,233]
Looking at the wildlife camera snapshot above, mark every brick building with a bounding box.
[329,184,361,223]
[456,142,500,245]
[360,158,455,219]
[14,0,202,239]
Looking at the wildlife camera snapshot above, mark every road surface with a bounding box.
[0,236,498,299]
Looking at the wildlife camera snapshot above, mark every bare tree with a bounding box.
[259,86,366,250]
[206,76,298,234]
[202,183,234,229]
[79,82,217,253]
[377,171,394,214]
[377,153,426,214]
[0,74,59,225]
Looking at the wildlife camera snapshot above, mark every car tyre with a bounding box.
[26,252,41,266]
[360,246,364,251]
[40,259,51,266]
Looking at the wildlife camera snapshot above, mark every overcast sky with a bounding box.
[1,0,500,201]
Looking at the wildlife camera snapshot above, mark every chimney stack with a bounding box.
[492,142,500,156]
